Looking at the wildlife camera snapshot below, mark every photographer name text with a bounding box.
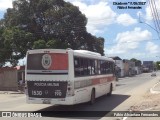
[113,2,146,9]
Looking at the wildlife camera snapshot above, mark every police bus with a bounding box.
[25,49,116,105]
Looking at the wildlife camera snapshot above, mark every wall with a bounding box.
[0,68,18,91]
[115,60,125,77]
[124,61,129,76]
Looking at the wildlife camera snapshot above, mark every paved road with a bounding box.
[115,72,160,94]
[0,71,159,120]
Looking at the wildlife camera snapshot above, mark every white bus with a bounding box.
[25,49,116,105]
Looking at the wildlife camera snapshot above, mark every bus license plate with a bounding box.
[43,99,51,104]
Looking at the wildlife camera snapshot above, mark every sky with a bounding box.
[0,0,160,65]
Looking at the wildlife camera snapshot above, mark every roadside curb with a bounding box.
[150,81,160,94]
[0,91,24,94]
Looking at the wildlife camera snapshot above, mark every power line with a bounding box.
[152,0,160,31]
[148,0,159,32]
[139,1,160,40]
[148,0,160,32]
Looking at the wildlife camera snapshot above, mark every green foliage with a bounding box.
[33,39,69,49]
[0,27,34,66]
[130,58,142,66]
[0,27,10,67]
[33,39,46,49]
[46,39,68,49]
[156,61,160,70]
[130,58,137,62]
[0,0,105,66]
[130,58,141,63]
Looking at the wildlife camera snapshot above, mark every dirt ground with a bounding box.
[129,92,160,111]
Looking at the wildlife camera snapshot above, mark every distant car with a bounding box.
[151,71,156,76]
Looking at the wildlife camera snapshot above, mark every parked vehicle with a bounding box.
[151,71,156,76]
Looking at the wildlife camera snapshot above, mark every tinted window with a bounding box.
[74,57,114,77]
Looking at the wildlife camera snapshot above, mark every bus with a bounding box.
[25,49,116,105]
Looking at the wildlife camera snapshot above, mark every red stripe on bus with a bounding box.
[49,53,68,70]
[107,76,115,82]
[74,76,115,89]
[92,79,100,85]
[92,76,115,85]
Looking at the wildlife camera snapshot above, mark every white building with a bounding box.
[110,56,125,77]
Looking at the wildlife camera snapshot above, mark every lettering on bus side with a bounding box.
[32,90,43,96]
[54,90,62,97]
[34,82,59,87]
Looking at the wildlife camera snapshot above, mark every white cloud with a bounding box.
[65,0,107,4]
[137,11,143,17]
[145,42,159,53]
[116,13,137,26]
[85,2,117,34]
[116,27,152,43]
[0,0,12,11]
[66,0,139,34]
[105,27,152,54]
[145,5,152,21]
[66,0,117,34]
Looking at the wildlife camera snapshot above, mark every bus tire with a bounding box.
[107,84,112,96]
[90,89,95,105]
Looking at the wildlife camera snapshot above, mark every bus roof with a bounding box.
[27,49,67,54]
[26,49,114,62]
[74,50,101,56]
[73,50,114,62]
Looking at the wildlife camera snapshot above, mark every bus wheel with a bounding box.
[107,84,112,96]
[90,89,95,105]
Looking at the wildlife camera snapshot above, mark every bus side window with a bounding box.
[88,59,91,75]
[92,60,95,75]
[106,62,109,74]
[97,60,101,74]
[94,60,99,75]
[83,58,89,76]
[88,59,94,75]
[100,60,105,74]
[80,58,84,76]
[74,57,81,77]
[104,61,107,74]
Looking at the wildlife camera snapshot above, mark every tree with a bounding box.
[4,0,87,43]
[130,58,141,63]
[0,27,9,67]
[1,0,105,66]
[156,61,160,70]
[130,58,141,66]
[1,27,34,66]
